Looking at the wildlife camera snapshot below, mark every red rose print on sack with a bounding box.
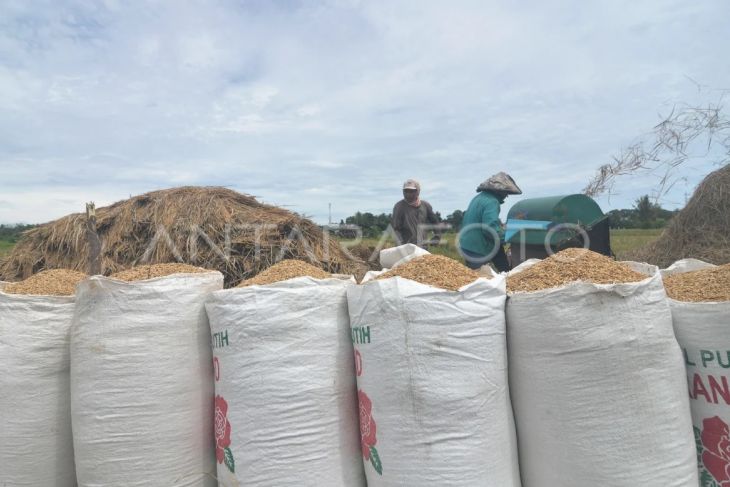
[701,416,730,486]
[358,389,383,475]
[215,395,235,473]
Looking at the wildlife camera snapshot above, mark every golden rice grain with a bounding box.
[375,254,479,291]
[110,263,210,281]
[3,269,88,296]
[664,264,730,302]
[507,248,647,293]
[238,259,330,287]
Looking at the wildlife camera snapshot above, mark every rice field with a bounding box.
[349,228,663,263]
[0,239,14,258]
[610,228,663,259]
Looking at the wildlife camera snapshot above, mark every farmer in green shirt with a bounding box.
[459,172,522,272]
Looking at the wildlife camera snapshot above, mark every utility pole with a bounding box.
[328,203,332,225]
[86,202,102,275]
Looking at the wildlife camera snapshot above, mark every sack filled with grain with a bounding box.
[204,260,366,487]
[358,244,429,284]
[70,264,223,487]
[0,270,87,487]
[348,254,521,487]
[379,243,429,269]
[507,249,697,487]
[662,259,730,485]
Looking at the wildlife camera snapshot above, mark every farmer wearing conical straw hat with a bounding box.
[459,172,522,273]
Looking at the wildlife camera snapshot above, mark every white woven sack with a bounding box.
[362,247,432,284]
[360,270,384,283]
[71,272,223,487]
[662,259,730,485]
[0,287,77,486]
[204,277,366,487]
[507,264,697,487]
[347,274,521,487]
[379,244,429,269]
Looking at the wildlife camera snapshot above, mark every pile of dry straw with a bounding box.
[629,164,730,267]
[0,187,361,287]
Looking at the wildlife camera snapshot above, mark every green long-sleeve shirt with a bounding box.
[458,191,504,256]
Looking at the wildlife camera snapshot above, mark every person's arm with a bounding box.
[424,202,442,237]
[392,203,403,232]
[425,202,440,224]
[481,198,505,243]
[391,202,407,244]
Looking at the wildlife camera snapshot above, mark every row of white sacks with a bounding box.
[1,273,223,486]
[0,248,727,486]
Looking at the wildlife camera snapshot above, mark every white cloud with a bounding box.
[307,160,347,169]
[0,0,728,224]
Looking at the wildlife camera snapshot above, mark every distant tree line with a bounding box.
[338,210,464,237]
[607,195,678,229]
[0,224,36,242]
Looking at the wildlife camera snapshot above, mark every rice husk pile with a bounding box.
[664,264,730,302]
[0,186,361,288]
[3,269,88,296]
[110,263,210,282]
[237,259,330,287]
[375,254,479,291]
[507,248,647,293]
[627,165,730,267]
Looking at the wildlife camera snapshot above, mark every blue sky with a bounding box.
[0,0,728,224]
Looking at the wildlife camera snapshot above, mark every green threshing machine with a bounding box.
[504,194,612,267]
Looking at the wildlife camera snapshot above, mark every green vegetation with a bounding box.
[0,224,35,258]
[341,210,462,237]
[0,239,14,258]
[426,232,461,261]
[610,228,663,259]
[342,212,392,237]
[607,195,677,229]
[0,224,35,241]
[342,228,661,264]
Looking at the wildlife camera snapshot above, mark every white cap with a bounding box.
[403,179,420,190]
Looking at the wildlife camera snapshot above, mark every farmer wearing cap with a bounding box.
[391,179,441,247]
[459,172,522,272]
